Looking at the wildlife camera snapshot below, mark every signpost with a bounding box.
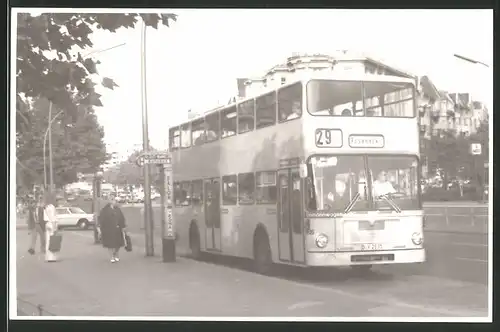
[136,150,175,262]
[470,143,482,155]
[469,143,483,202]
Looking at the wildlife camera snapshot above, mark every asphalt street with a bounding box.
[66,202,489,285]
[15,230,489,318]
[375,232,488,285]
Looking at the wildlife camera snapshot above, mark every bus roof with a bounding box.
[172,72,417,127]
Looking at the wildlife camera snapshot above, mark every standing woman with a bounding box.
[43,192,59,262]
[99,199,127,263]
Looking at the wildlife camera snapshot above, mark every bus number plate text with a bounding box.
[315,129,342,148]
[361,243,383,251]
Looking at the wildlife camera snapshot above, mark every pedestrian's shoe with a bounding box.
[111,257,116,263]
[28,248,35,255]
[115,256,120,262]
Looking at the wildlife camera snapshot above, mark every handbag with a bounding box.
[124,232,132,252]
[48,232,63,253]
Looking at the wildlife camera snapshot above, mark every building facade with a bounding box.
[239,51,415,99]
[418,76,487,139]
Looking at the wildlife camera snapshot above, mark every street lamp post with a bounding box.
[141,20,155,257]
[43,109,64,189]
[42,43,127,192]
[454,53,490,202]
[453,54,489,68]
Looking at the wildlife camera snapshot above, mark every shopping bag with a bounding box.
[48,233,63,253]
[124,233,132,252]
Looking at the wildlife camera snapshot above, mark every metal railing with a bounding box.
[423,203,488,233]
[17,297,56,316]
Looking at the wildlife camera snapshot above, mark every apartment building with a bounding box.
[418,75,487,139]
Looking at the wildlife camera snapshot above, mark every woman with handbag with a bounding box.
[99,200,128,263]
[43,192,60,262]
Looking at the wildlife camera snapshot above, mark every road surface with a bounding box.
[14,229,489,318]
[112,207,489,285]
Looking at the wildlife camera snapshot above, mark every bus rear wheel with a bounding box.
[189,226,202,260]
[253,233,273,275]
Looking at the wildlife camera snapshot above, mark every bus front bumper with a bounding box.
[306,248,425,267]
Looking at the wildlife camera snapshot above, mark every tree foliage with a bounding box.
[421,116,489,185]
[16,12,177,123]
[16,97,108,189]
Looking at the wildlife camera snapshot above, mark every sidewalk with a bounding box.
[13,229,485,318]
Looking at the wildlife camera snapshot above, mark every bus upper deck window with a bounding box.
[278,82,302,122]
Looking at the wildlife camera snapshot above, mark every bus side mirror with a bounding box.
[299,164,308,178]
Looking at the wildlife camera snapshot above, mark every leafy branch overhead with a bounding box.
[16,13,177,117]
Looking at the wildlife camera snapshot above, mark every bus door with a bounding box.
[277,168,305,263]
[204,178,221,251]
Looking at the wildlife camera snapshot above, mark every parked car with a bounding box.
[115,193,130,204]
[55,206,95,230]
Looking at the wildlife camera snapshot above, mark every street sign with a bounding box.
[136,151,172,167]
[136,155,145,167]
[164,167,175,239]
[470,143,482,155]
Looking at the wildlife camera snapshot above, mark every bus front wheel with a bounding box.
[253,232,273,275]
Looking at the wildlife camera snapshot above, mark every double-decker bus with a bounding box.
[169,72,425,274]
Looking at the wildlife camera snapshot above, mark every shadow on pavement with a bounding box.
[188,252,396,285]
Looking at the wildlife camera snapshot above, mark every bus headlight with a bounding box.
[411,232,423,245]
[315,233,329,248]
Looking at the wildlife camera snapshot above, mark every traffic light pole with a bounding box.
[161,162,176,262]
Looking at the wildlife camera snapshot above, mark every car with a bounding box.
[55,206,95,230]
[115,194,129,204]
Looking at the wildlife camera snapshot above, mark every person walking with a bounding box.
[99,200,127,263]
[28,196,46,255]
[43,192,59,262]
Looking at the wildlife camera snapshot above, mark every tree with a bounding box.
[16,12,177,126]
[421,115,489,189]
[16,97,108,189]
[103,148,162,187]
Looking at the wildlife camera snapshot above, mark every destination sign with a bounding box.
[348,134,385,148]
[315,128,343,148]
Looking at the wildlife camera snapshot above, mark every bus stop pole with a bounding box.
[162,161,176,262]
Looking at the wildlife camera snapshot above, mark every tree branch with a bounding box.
[16,156,39,177]
[16,109,30,128]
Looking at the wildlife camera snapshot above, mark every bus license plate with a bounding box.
[361,243,383,251]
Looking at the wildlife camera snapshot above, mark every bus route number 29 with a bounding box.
[315,129,342,148]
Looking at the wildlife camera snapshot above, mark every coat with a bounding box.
[99,204,126,249]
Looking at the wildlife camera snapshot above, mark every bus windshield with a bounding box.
[306,156,370,212]
[307,80,415,117]
[368,155,420,211]
[306,155,420,212]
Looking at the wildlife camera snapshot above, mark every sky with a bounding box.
[36,9,497,157]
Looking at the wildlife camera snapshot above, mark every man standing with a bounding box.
[28,196,46,255]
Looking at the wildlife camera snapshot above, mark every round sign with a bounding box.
[136,155,145,167]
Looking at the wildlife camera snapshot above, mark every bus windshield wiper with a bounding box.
[378,194,402,213]
[343,192,361,214]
